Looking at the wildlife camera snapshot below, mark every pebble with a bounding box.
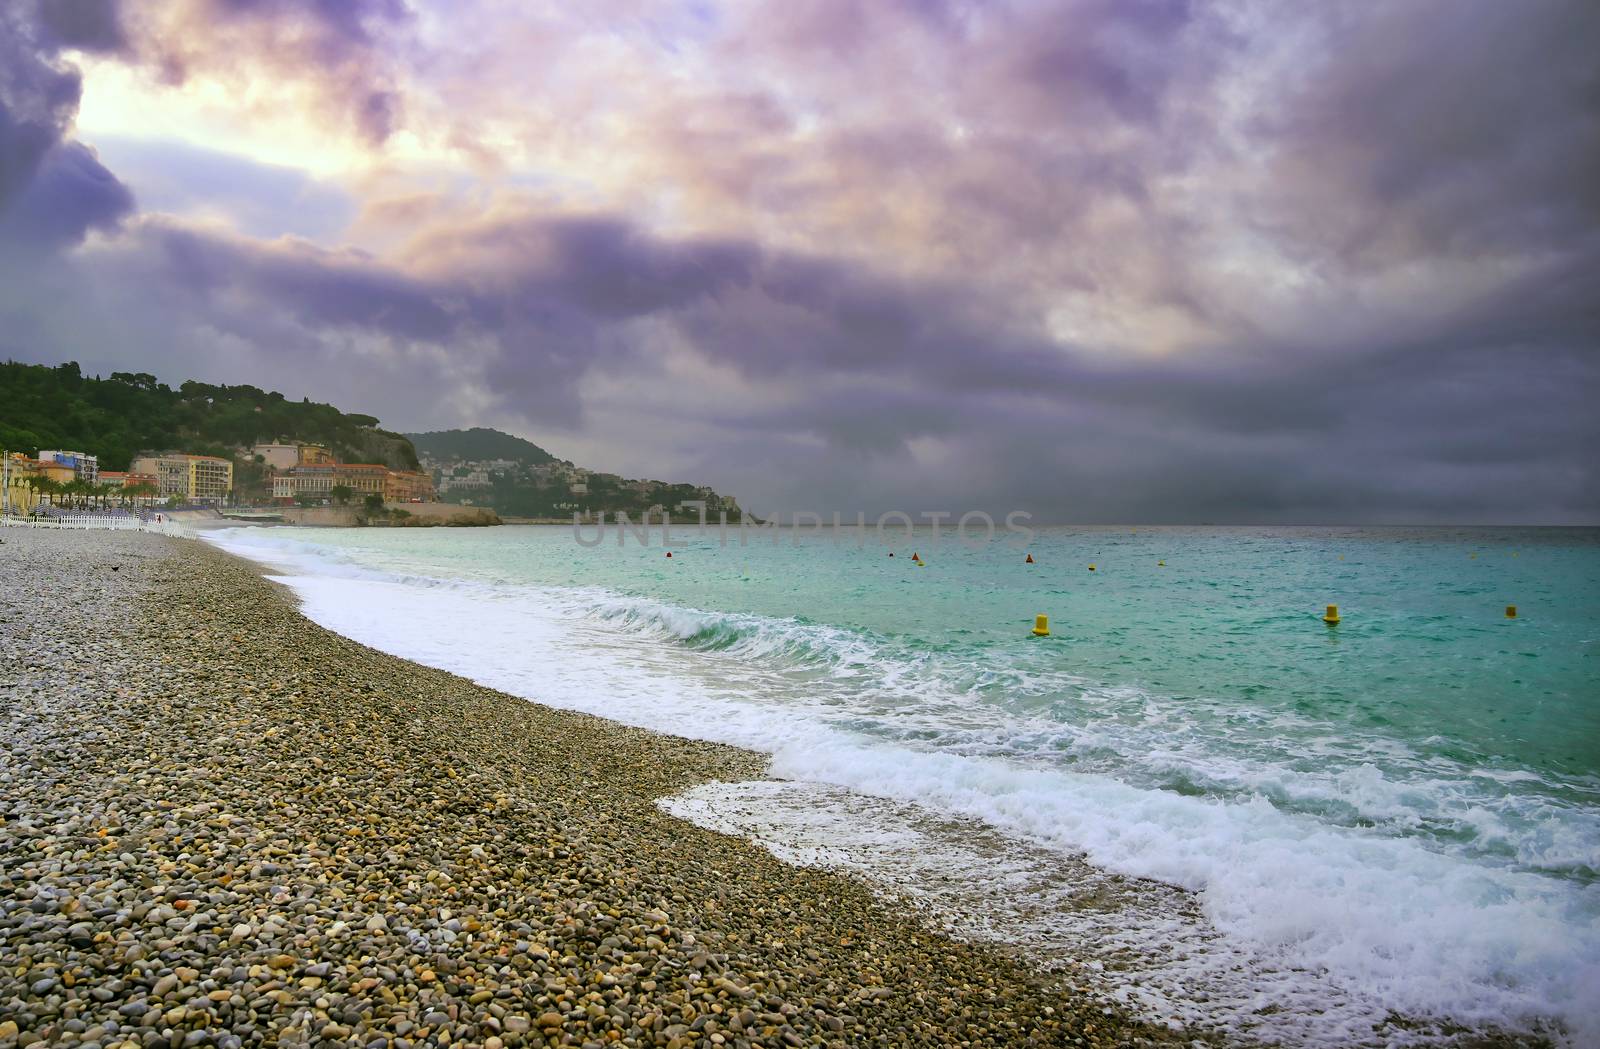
[0,529,1188,1049]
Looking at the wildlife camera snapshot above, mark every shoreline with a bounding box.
[0,529,1191,1049]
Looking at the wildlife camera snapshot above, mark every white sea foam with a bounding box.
[207,529,1600,1046]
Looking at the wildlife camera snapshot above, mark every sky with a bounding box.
[1,0,1597,523]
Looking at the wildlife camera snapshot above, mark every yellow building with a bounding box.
[131,454,235,504]
[338,463,388,496]
[37,461,75,485]
[2,453,43,514]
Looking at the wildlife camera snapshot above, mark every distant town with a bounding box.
[3,438,745,526]
[1,363,744,525]
[2,443,432,517]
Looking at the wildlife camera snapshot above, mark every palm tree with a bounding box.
[27,476,58,509]
[62,478,86,509]
[126,482,158,508]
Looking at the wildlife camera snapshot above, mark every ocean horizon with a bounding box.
[209,522,1600,1046]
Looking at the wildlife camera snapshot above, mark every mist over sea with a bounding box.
[210,524,1600,1046]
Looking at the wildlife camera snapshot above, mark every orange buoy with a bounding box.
[1025,554,1034,564]
[913,551,920,561]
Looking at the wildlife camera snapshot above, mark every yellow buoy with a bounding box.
[1323,604,1340,625]
[1032,614,1050,637]
[1506,605,1517,618]
[1088,563,1096,572]
[1157,560,1165,567]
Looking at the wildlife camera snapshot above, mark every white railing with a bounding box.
[0,512,192,537]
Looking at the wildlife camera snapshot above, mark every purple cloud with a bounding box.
[1,0,1597,522]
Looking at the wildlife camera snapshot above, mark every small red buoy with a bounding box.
[913,552,920,561]
[1025,554,1034,564]
[888,551,895,557]
[665,551,672,558]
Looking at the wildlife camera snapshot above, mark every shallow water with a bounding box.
[208,523,1600,1045]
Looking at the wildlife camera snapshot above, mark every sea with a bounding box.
[206,523,1600,1047]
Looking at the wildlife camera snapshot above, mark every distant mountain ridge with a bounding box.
[405,427,557,465]
[404,426,740,520]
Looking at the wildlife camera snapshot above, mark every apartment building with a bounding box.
[384,469,435,503]
[36,449,98,483]
[275,462,389,501]
[131,454,235,504]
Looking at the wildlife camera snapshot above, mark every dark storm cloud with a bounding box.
[35,0,128,53]
[133,222,458,341]
[46,197,1593,522]
[1259,1,1600,269]
[0,2,134,242]
[1,7,85,205]
[0,141,134,246]
[3,0,1597,522]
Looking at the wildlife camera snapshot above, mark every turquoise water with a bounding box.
[212,524,1600,1042]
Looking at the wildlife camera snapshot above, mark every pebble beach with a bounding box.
[0,529,1189,1049]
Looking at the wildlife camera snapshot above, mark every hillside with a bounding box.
[407,426,742,521]
[0,361,420,472]
[406,427,556,465]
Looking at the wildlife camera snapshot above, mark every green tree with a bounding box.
[331,484,353,505]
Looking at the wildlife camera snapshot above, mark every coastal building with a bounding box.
[1,453,43,514]
[299,445,336,466]
[282,463,335,499]
[337,463,388,497]
[104,468,157,489]
[384,469,435,503]
[437,468,491,493]
[252,442,301,470]
[132,454,235,504]
[36,449,98,483]
[274,462,388,502]
[36,460,76,485]
[96,470,160,505]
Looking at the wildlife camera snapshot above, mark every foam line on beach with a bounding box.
[203,528,1599,1045]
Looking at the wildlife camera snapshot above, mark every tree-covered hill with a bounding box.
[405,427,557,465]
[0,361,420,471]
[407,426,742,521]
